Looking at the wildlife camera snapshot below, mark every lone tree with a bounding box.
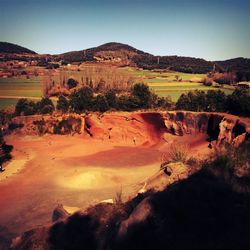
[104,89,117,108]
[67,78,78,89]
[69,86,94,112]
[94,95,109,112]
[132,83,152,108]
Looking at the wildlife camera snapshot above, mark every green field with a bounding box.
[0,98,21,109]
[148,82,234,101]
[120,67,206,81]
[152,86,234,102]
[121,67,234,101]
[0,67,235,109]
[0,77,42,97]
[0,77,43,109]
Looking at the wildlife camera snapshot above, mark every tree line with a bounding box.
[15,83,173,115]
[176,88,250,117]
[14,84,250,117]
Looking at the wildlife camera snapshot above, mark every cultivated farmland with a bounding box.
[120,67,234,101]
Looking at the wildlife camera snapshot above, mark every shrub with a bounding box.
[46,63,59,69]
[40,105,54,114]
[0,110,13,127]
[37,97,55,114]
[94,95,109,112]
[206,141,250,180]
[104,89,117,108]
[117,95,140,111]
[114,187,123,205]
[57,95,69,113]
[207,154,234,179]
[186,156,198,167]
[33,119,46,135]
[0,134,13,166]
[168,142,188,162]
[15,98,37,116]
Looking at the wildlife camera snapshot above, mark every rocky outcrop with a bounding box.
[9,111,250,146]
[52,204,81,222]
[11,113,85,135]
[138,162,190,194]
[163,111,250,146]
[52,204,71,222]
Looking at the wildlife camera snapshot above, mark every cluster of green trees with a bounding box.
[58,83,173,113]
[176,88,250,116]
[15,97,55,116]
[15,83,173,115]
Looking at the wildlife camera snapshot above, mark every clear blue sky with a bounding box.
[0,0,249,60]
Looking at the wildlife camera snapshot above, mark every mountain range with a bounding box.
[1,41,250,74]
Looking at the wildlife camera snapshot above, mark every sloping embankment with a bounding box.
[10,111,250,146]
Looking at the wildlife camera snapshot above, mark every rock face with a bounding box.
[138,162,190,194]
[163,111,250,146]
[52,204,71,223]
[11,113,85,136]
[9,111,250,146]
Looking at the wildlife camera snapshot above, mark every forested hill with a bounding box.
[215,57,250,71]
[56,42,249,74]
[0,42,37,54]
[56,42,149,63]
[132,54,215,73]
[55,42,214,73]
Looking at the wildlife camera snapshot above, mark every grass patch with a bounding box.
[0,77,42,98]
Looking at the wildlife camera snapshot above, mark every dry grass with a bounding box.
[161,142,189,165]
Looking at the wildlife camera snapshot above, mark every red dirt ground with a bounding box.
[0,128,211,238]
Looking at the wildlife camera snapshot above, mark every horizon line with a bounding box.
[1,40,249,62]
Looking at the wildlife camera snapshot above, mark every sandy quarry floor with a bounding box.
[0,133,211,238]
